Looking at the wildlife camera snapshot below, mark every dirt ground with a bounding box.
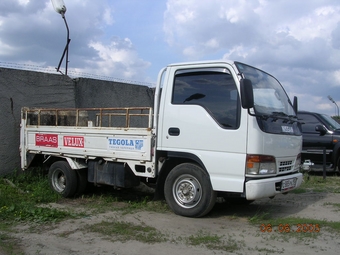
[5,189,340,255]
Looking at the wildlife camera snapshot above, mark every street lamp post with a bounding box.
[51,0,70,75]
[328,95,339,117]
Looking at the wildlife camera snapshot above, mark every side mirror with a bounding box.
[315,125,327,135]
[240,79,254,109]
[293,96,298,114]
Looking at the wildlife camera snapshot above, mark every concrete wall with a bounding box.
[75,78,154,108]
[0,68,153,175]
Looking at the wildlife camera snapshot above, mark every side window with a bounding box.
[298,114,320,133]
[172,70,240,129]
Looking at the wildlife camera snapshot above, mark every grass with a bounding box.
[0,169,75,224]
[0,168,170,254]
[88,220,166,243]
[249,215,340,245]
[324,202,340,211]
[248,173,340,242]
[0,169,81,254]
[292,172,340,194]
[1,168,340,254]
[88,222,242,252]
[0,222,23,255]
[0,168,168,224]
[77,185,169,215]
[186,230,242,252]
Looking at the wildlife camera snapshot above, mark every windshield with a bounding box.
[321,114,340,131]
[235,62,295,117]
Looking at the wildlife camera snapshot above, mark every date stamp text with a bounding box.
[260,223,320,233]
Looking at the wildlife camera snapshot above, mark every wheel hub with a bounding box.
[173,175,202,209]
[179,183,193,198]
[57,175,66,189]
[52,170,66,192]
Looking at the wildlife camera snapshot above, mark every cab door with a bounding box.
[157,64,248,192]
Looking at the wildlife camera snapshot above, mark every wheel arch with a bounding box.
[38,155,88,171]
[64,157,88,170]
[154,151,209,200]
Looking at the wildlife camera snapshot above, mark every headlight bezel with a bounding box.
[246,154,276,175]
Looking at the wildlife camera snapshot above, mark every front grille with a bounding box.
[279,160,293,173]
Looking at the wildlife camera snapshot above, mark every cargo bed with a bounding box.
[20,107,155,177]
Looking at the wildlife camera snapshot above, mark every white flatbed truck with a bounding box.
[20,60,303,217]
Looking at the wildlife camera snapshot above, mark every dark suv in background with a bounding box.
[297,111,340,171]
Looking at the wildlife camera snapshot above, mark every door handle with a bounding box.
[168,127,180,136]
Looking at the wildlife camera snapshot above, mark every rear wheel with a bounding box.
[164,163,216,217]
[48,161,78,198]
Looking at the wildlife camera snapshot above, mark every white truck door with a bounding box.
[158,64,248,193]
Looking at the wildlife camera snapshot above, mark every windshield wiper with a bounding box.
[272,111,288,116]
[270,112,298,123]
[247,109,300,123]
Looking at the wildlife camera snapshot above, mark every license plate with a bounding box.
[281,178,297,191]
[281,126,293,133]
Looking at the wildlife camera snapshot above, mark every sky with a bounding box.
[0,0,340,116]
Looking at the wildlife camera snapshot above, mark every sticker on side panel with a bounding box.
[108,137,145,151]
[35,134,58,147]
[63,136,85,148]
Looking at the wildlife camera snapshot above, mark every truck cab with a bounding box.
[154,61,303,216]
[297,111,340,171]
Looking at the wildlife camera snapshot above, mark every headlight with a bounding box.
[246,155,276,175]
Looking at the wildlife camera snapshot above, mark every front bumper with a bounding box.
[245,173,303,200]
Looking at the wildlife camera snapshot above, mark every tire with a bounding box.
[48,161,78,198]
[75,169,88,196]
[164,163,216,217]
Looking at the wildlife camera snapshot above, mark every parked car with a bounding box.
[297,111,340,171]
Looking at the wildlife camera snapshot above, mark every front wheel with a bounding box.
[164,163,216,217]
[48,161,78,198]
